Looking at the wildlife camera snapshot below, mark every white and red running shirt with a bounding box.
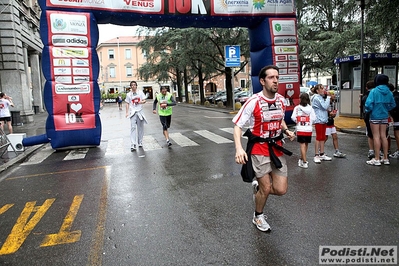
[233,92,286,157]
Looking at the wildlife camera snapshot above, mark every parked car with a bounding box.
[214,93,227,105]
[206,90,226,104]
[235,90,252,104]
[215,88,242,105]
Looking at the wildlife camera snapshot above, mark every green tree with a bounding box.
[137,27,249,107]
[297,0,361,81]
[366,0,399,52]
[136,27,186,100]
[297,0,399,83]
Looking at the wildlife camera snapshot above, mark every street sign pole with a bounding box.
[225,45,240,110]
[232,68,235,111]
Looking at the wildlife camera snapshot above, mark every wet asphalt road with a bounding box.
[0,103,398,265]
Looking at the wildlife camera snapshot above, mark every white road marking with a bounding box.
[20,128,240,164]
[105,138,125,156]
[194,130,233,144]
[219,128,234,134]
[169,133,199,147]
[142,135,162,151]
[21,144,54,165]
[204,116,231,119]
[63,148,89,160]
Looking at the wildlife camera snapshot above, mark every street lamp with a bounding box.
[356,0,366,118]
[117,37,122,92]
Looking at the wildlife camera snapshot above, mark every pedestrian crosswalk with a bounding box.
[21,145,54,165]
[194,130,233,144]
[169,133,199,147]
[18,127,348,165]
[22,128,237,164]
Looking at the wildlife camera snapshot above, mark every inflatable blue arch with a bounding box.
[23,0,300,150]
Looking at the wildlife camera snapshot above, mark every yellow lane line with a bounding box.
[5,166,108,180]
[87,165,111,266]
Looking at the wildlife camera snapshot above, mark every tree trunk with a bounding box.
[184,68,189,103]
[198,65,205,104]
[176,68,182,102]
[225,67,233,108]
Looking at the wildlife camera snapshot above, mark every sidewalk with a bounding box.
[0,112,47,171]
[0,104,366,171]
[334,115,365,135]
[181,102,367,135]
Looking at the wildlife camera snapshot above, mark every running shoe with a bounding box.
[366,158,381,166]
[380,159,390,165]
[389,150,399,159]
[131,145,137,152]
[313,156,321,164]
[333,151,346,158]
[298,160,308,168]
[319,154,332,161]
[252,213,271,232]
[298,159,303,167]
[167,140,172,146]
[367,150,375,159]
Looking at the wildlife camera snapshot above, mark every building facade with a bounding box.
[0,0,44,123]
[96,36,160,99]
[96,36,251,100]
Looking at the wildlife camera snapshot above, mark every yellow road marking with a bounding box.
[41,195,84,247]
[0,204,14,215]
[0,199,55,255]
[87,166,111,266]
[1,166,110,259]
[5,166,108,180]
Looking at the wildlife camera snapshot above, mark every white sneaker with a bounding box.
[333,151,346,158]
[314,156,321,164]
[366,158,381,166]
[298,159,303,167]
[389,151,399,159]
[380,159,390,165]
[319,154,332,161]
[298,160,308,168]
[252,213,271,232]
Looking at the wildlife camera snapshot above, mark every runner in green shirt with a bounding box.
[153,86,177,146]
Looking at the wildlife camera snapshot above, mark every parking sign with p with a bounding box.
[225,45,241,67]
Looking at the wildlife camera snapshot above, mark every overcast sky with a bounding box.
[98,24,140,44]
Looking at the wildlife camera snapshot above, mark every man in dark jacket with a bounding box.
[361,80,375,159]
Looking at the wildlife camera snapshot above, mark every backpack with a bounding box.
[390,91,399,116]
[361,91,370,114]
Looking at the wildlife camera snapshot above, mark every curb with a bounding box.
[0,144,45,174]
[178,102,235,114]
[338,128,365,135]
